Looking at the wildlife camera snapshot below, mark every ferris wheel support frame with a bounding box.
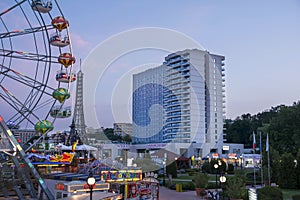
[0,116,54,200]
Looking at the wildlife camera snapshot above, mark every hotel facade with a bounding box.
[132,49,226,157]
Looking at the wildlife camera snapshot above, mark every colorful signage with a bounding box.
[212,153,219,158]
[228,153,237,158]
[101,170,142,182]
[222,145,229,151]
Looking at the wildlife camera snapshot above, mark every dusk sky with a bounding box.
[1,0,300,129]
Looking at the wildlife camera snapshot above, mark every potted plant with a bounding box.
[225,176,247,200]
[193,173,209,196]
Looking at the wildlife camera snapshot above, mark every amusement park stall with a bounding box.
[101,170,159,200]
[54,181,122,200]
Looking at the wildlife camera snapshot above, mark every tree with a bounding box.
[269,103,300,155]
[225,176,247,199]
[296,148,300,188]
[123,134,132,143]
[278,153,297,188]
[166,158,177,178]
[257,186,283,200]
[103,128,122,142]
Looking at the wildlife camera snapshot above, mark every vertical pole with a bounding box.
[215,170,218,189]
[90,187,92,200]
[260,131,263,186]
[163,163,166,186]
[267,133,271,186]
[221,182,224,200]
[253,132,256,187]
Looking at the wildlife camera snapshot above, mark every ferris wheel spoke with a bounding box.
[0,0,27,17]
[0,49,58,63]
[0,89,36,126]
[0,25,54,39]
[0,85,39,119]
[0,64,56,95]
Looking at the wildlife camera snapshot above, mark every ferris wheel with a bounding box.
[0,0,76,142]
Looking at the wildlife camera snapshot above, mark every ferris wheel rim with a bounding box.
[0,0,75,134]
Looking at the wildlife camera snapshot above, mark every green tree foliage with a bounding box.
[226,103,300,157]
[193,173,209,188]
[201,162,210,173]
[278,153,297,188]
[104,128,122,141]
[225,175,247,199]
[269,103,300,155]
[166,158,177,178]
[257,186,283,200]
[262,147,281,184]
[122,134,132,143]
[224,116,253,145]
[296,148,300,188]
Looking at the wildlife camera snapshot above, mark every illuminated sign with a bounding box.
[55,182,109,192]
[222,146,229,151]
[228,153,237,158]
[68,183,109,192]
[212,153,219,158]
[146,144,166,148]
[101,170,143,182]
[55,183,65,191]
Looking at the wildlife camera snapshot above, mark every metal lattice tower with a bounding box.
[72,70,88,144]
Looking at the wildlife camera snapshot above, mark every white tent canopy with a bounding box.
[56,143,97,151]
[76,144,97,151]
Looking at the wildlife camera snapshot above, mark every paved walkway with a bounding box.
[159,187,207,200]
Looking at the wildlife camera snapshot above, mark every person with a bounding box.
[207,191,213,200]
[213,190,219,200]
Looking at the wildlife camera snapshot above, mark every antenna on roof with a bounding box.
[79,58,82,71]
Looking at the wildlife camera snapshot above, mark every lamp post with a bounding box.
[219,175,226,200]
[162,160,166,186]
[214,164,219,189]
[87,173,96,200]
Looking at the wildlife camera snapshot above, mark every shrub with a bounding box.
[193,173,209,188]
[228,163,234,174]
[207,182,216,189]
[225,176,247,199]
[182,182,195,190]
[257,186,283,200]
[201,162,210,173]
[292,195,300,200]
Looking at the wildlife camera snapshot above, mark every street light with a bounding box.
[87,173,96,200]
[163,161,166,186]
[214,164,219,189]
[219,175,226,200]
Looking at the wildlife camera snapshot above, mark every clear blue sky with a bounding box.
[63,0,300,128]
[1,0,300,130]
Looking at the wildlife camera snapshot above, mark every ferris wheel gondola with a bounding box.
[31,0,52,13]
[56,69,76,83]
[50,33,70,47]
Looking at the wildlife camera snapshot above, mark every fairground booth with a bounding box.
[101,170,159,200]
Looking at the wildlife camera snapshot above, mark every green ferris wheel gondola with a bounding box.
[35,120,54,134]
[52,88,70,103]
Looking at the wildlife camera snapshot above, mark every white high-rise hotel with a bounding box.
[132,49,225,157]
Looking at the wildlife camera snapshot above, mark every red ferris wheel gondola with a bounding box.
[52,16,69,31]
[58,53,75,68]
